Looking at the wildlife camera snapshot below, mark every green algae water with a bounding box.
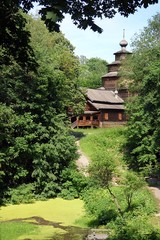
[0,198,89,240]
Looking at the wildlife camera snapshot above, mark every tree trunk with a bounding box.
[107,186,124,219]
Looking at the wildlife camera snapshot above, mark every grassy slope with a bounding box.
[77,127,160,228]
[78,127,127,178]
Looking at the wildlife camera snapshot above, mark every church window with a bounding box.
[118,113,122,120]
[86,115,90,120]
[104,113,108,120]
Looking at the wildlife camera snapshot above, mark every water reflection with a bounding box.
[51,226,89,240]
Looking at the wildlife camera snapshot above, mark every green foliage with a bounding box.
[89,152,116,187]
[82,188,118,226]
[82,186,157,227]
[79,127,126,175]
[0,2,37,70]
[128,188,157,216]
[5,0,157,33]
[109,216,160,240]
[59,164,89,199]
[122,171,145,210]
[124,13,160,174]
[79,128,158,234]
[0,15,85,201]
[77,56,107,88]
[80,128,127,217]
[27,16,86,116]
[6,184,35,204]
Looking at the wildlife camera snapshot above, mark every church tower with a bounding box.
[102,30,132,100]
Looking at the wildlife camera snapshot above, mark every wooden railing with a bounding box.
[77,120,99,128]
[71,120,78,129]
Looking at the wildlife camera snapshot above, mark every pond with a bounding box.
[51,226,109,240]
[5,216,89,240]
[3,216,108,240]
[49,222,89,240]
[50,225,89,240]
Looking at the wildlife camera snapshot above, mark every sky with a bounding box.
[31,2,160,63]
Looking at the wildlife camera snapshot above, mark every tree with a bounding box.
[124,13,160,175]
[0,2,37,70]
[122,172,144,210]
[0,15,85,199]
[78,56,107,88]
[89,151,124,218]
[0,0,158,68]
[26,15,85,115]
[24,0,159,33]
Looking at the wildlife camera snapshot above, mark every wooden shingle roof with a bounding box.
[102,72,118,78]
[89,101,125,110]
[87,88,124,104]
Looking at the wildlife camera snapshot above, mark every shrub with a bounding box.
[82,188,119,226]
[6,184,35,204]
[59,165,89,199]
[82,185,157,227]
[109,216,160,240]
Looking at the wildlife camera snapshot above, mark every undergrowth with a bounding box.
[77,127,160,239]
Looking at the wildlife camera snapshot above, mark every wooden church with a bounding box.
[71,33,132,128]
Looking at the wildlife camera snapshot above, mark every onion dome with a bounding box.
[119,29,128,50]
[120,39,128,48]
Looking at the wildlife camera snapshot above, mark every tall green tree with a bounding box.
[78,56,107,88]
[124,13,160,175]
[0,2,37,70]
[26,15,85,115]
[0,15,85,199]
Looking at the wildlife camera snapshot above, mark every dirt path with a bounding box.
[148,186,160,216]
[76,141,90,176]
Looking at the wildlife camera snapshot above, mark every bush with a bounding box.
[128,188,158,216]
[109,216,160,240]
[6,184,35,204]
[82,188,119,226]
[59,166,89,199]
[82,185,157,227]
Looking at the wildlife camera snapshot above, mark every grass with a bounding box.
[78,127,125,158]
[77,127,127,177]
